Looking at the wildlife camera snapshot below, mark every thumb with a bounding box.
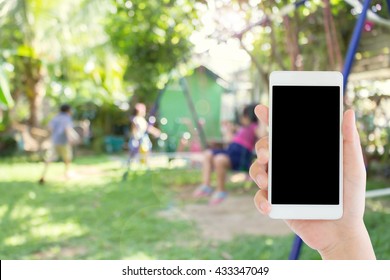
[343,110,365,174]
[342,109,366,192]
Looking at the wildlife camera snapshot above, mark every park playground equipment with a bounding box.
[122,66,234,180]
[158,66,229,153]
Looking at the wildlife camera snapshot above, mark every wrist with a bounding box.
[319,221,376,260]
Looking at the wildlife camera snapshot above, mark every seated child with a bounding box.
[193,104,259,205]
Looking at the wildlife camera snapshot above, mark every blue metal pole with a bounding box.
[342,0,372,91]
[387,0,390,15]
[295,0,308,8]
[289,235,303,260]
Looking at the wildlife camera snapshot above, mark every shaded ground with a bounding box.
[33,246,88,259]
[49,165,292,251]
[159,186,291,241]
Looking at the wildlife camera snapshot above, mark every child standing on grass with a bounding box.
[39,104,77,184]
[128,103,160,165]
[193,104,259,205]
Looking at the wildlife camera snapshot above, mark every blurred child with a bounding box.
[193,104,259,205]
[128,103,160,165]
[39,104,78,184]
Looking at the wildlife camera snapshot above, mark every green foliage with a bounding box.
[0,0,199,130]
[0,0,130,129]
[249,0,354,72]
[105,0,199,100]
[249,0,390,73]
[0,67,13,108]
[352,82,390,166]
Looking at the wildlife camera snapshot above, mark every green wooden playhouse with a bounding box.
[158,66,229,152]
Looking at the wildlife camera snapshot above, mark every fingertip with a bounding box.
[345,109,355,118]
[257,148,269,163]
[254,190,262,212]
[260,202,271,215]
[344,109,355,126]
[255,104,267,115]
[255,173,268,190]
[255,104,266,112]
[255,105,269,125]
[254,190,271,215]
[248,162,258,182]
[343,109,358,143]
[255,137,270,164]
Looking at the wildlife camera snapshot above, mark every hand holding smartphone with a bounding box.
[250,71,376,258]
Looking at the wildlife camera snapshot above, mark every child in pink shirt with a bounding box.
[194,104,259,205]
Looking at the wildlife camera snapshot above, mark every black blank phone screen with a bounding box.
[271,86,340,205]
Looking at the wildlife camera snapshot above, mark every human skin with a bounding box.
[249,105,376,260]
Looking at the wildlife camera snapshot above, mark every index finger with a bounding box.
[255,105,269,127]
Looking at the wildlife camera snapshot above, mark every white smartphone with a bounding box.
[268,71,343,220]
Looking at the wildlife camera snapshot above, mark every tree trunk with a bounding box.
[23,57,44,127]
[26,86,42,127]
[270,23,287,70]
[283,15,302,70]
[323,0,336,69]
[327,0,343,70]
[323,0,343,70]
[293,9,304,70]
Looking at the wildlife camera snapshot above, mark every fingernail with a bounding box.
[256,175,262,187]
[259,202,268,213]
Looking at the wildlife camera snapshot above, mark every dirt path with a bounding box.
[69,163,292,242]
[159,187,291,241]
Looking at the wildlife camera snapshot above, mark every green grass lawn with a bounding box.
[0,155,389,259]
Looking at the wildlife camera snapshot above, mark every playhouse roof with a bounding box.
[192,65,231,91]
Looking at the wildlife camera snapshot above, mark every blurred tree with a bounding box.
[0,0,127,128]
[227,0,358,94]
[323,0,343,70]
[105,0,199,101]
[0,0,46,127]
[0,67,13,108]
[352,82,390,170]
